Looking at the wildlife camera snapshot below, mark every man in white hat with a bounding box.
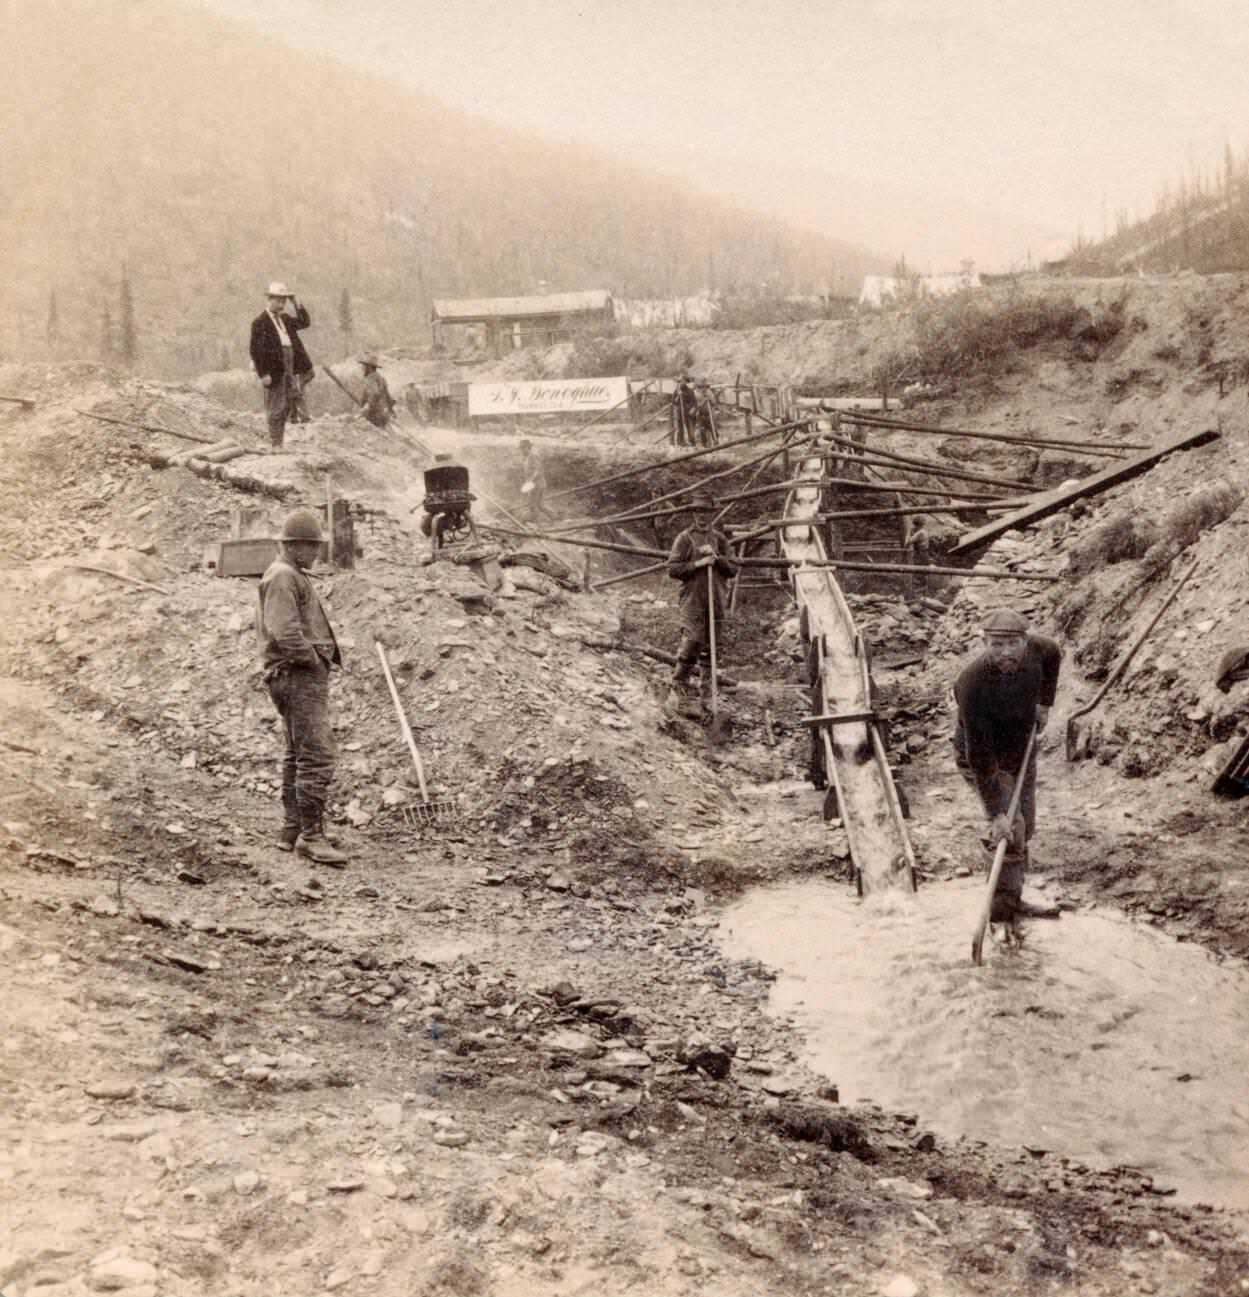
[952,607,1062,930]
[249,282,314,449]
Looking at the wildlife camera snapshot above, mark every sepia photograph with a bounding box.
[1,1,1247,1293]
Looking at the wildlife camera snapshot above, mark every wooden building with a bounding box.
[430,290,614,356]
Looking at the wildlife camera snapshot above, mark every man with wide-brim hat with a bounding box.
[356,352,395,429]
[256,508,347,865]
[249,282,314,449]
[952,607,1062,930]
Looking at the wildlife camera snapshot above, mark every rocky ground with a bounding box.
[2,272,1249,1297]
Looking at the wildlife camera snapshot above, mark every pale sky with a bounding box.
[196,0,1249,270]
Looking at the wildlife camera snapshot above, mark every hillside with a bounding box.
[0,0,882,380]
[2,273,1249,1293]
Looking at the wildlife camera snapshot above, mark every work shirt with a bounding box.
[667,524,739,634]
[361,370,394,428]
[257,557,342,672]
[519,452,546,493]
[268,310,291,346]
[954,632,1060,803]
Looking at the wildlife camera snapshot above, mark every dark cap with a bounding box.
[982,608,1029,634]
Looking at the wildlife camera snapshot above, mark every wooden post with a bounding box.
[325,474,335,567]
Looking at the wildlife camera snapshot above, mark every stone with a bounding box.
[85,1080,135,1100]
[877,1176,933,1201]
[541,1028,603,1059]
[325,1267,353,1290]
[373,1101,403,1129]
[233,1170,261,1196]
[88,1256,158,1291]
[90,895,121,918]
[326,1177,365,1193]
[604,1048,651,1068]
[880,1276,920,1297]
[287,1189,308,1206]
[431,1129,469,1148]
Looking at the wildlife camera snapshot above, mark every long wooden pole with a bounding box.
[816,434,1034,492]
[590,559,668,591]
[971,725,1038,965]
[79,409,215,445]
[845,410,1147,453]
[487,526,1058,580]
[547,417,812,501]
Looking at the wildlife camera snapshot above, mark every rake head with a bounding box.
[398,799,460,828]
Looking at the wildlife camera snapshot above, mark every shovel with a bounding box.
[705,563,731,744]
[971,723,1037,965]
[375,640,458,826]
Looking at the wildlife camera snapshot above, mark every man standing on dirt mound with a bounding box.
[666,492,739,718]
[249,282,314,449]
[257,509,348,866]
[953,608,1061,930]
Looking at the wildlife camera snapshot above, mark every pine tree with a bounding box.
[118,271,138,367]
[46,289,60,355]
[100,307,115,363]
[338,287,354,355]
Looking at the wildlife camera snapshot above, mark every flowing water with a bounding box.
[720,878,1249,1207]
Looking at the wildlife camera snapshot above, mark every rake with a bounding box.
[374,640,459,826]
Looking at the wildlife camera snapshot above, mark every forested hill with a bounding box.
[0,0,882,378]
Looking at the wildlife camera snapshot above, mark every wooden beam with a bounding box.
[844,409,1148,453]
[949,426,1221,555]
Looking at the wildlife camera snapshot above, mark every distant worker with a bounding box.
[902,516,933,596]
[518,438,554,522]
[249,282,314,449]
[666,492,739,716]
[952,608,1061,936]
[672,375,697,447]
[357,352,395,428]
[257,509,347,866]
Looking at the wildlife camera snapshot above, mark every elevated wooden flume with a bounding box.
[781,438,917,896]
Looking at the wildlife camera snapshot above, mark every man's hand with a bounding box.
[988,813,1013,844]
[694,554,715,568]
[261,375,272,388]
[1035,705,1050,733]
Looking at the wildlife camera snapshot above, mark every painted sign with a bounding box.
[467,376,629,417]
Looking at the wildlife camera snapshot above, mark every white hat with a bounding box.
[266,281,293,298]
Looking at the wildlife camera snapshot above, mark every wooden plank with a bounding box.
[949,427,1221,555]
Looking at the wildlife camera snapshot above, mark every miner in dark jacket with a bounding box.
[257,508,346,866]
[666,492,739,714]
[953,608,1061,926]
[249,282,314,449]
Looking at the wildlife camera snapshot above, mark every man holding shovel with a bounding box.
[257,509,348,866]
[666,492,739,719]
[953,608,1061,930]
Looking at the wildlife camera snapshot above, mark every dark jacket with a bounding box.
[256,557,341,672]
[667,524,739,635]
[249,304,313,383]
[954,632,1060,801]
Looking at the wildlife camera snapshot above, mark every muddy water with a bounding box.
[720,879,1249,1208]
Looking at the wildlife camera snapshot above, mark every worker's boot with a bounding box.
[295,812,349,868]
[1016,897,1061,919]
[277,787,300,852]
[666,659,699,716]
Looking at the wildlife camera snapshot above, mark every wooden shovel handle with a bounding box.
[971,723,1038,965]
[375,640,431,803]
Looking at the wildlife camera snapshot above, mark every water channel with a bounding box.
[720,878,1249,1208]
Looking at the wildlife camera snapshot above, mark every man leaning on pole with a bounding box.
[257,509,348,866]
